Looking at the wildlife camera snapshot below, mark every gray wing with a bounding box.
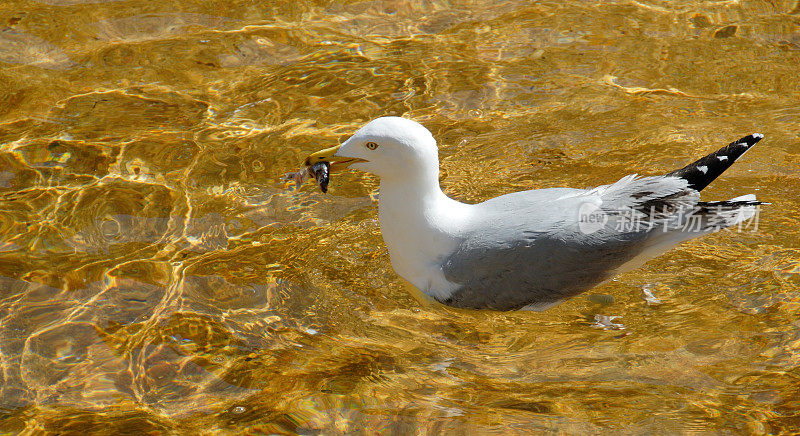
[440,175,699,311]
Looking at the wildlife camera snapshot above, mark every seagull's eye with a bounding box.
[365,142,379,150]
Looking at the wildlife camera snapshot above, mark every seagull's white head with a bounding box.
[306,117,439,181]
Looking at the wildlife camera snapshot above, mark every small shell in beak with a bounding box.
[310,161,330,193]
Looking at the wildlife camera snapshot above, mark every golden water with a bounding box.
[1,0,799,433]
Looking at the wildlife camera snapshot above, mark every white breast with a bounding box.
[377,182,470,301]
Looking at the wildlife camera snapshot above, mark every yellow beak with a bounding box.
[304,144,341,166]
[304,144,366,171]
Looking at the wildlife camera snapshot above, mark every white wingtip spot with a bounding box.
[753,133,764,139]
[697,165,708,174]
[717,155,728,161]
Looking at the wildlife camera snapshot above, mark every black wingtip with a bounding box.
[666,133,763,192]
[740,133,763,147]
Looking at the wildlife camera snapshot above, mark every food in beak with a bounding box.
[283,167,308,189]
[311,161,330,193]
[283,161,331,193]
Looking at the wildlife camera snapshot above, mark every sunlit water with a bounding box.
[1,0,799,434]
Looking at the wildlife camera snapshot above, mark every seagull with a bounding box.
[305,117,764,311]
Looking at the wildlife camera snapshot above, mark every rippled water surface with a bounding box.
[1,0,799,434]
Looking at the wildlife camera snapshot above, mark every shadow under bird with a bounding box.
[298,117,764,311]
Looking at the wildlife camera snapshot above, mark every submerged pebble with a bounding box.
[592,314,625,330]
[642,285,662,305]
